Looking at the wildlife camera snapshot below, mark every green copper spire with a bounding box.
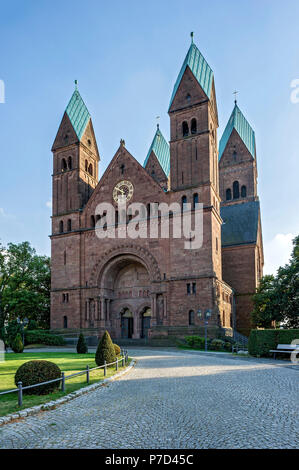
[65,84,90,140]
[219,103,256,160]
[143,125,170,177]
[168,39,214,111]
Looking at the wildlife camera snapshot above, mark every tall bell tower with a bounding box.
[168,33,219,202]
[51,83,99,225]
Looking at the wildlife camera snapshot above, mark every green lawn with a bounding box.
[0,352,130,417]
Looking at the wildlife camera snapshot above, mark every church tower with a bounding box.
[166,36,231,329]
[51,84,99,226]
[219,101,258,205]
[168,34,219,200]
[219,101,264,335]
[50,85,100,330]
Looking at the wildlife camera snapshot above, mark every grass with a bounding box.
[0,352,131,417]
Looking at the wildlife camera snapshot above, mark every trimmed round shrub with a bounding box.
[77,333,88,354]
[114,343,121,356]
[15,360,61,395]
[209,339,225,351]
[12,333,24,353]
[95,331,116,367]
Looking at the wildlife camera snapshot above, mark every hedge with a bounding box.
[24,330,66,346]
[248,329,299,357]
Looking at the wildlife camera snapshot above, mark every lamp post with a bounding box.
[198,309,212,351]
[17,318,29,345]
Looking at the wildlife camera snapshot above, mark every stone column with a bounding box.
[101,298,106,321]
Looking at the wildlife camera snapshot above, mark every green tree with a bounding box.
[95,330,116,366]
[0,242,50,338]
[76,333,88,354]
[252,236,299,328]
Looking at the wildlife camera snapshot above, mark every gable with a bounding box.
[143,127,170,177]
[52,112,79,151]
[221,201,260,247]
[80,119,100,160]
[169,43,213,111]
[169,66,208,112]
[144,150,168,186]
[83,145,167,218]
[219,104,256,160]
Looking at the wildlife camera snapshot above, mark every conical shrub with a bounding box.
[76,333,88,354]
[95,330,116,366]
[12,333,24,353]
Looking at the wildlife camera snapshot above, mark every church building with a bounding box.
[50,37,263,340]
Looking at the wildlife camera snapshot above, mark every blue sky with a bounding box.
[0,0,298,274]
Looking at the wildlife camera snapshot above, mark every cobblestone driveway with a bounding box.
[0,349,298,449]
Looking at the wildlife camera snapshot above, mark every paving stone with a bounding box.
[0,349,298,449]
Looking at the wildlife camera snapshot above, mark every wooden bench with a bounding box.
[269,344,299,359]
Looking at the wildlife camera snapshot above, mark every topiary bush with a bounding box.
[209,338,225,351]
[114,343,121,356]
[25,330,65,346]
[12,333,24,353]
[76,333,88,354]
[95,331,116,367]
[15,360,61,395]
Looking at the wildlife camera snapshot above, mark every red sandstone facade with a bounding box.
[50,41,263,339]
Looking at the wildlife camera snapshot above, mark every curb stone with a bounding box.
[0,359,136,427]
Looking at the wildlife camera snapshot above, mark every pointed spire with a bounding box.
[65,87,90,141]
[233,90,238,105]
[143,126,170,176]
[219,102,256,160]
[168,37,213,110]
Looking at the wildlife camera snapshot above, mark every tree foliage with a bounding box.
[0,242,50,339]
[252,235,299,328]
[95,330,116,366]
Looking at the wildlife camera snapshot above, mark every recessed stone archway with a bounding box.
[96,254,153,338]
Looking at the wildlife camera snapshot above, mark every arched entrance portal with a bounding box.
[99,255,153,339]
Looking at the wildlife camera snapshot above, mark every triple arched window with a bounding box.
[67,219,72,232]
[59,220,64,233]
[181,195,187,212]
[191,119,197,134]
[61,159,67,171]
[225,182,247,200]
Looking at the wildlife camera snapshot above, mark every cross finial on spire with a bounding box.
[74,79,78,90]
[190,32,194,43]
[156,115,160,129]
[233,90,238,104]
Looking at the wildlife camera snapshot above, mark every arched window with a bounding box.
[88,163,93,176]
[193,193,198,209]
[241,185,247,198]
[181,195,187,212]
[226,188,232,201]
[63,316,68,329]
[233,181,240,199]
[67,219,72,232]
[191,118,197,134]
[186,93,191,102]
[59,220,64,233]
[182,121,189,137]
[61,158,67,171]
[85,160,88,172]
[68,156,72,170]
[189,310,195,326]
